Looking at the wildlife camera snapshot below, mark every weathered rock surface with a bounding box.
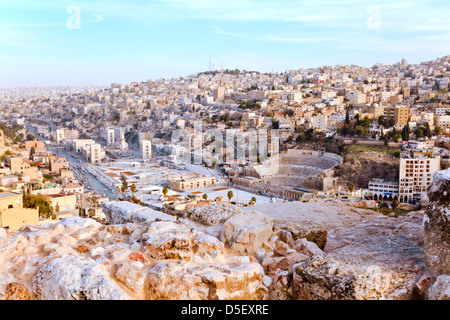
[102,201,175,224]
[32,254,132,300]
[2,187,448,301]
[245,200,426,300]
[273,220,327,250]
[0,207,269,300]
[427,275,450,300]
[146,259,267,300]
[423,168,450,275]
[220,211,273,254]
[187,202,243,226]
[4,282,30,300]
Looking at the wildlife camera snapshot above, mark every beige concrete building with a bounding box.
[384,105,410,127]
[167,173,217,192]
[50,158,69,173]
[24,140,46,152]
[60,169,74,180]
[6,156,42,181]
[399,153,441,203]
[46,193,77,213]
[0,192,39,230]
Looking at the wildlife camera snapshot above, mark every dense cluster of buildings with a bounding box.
[1,56,450,228]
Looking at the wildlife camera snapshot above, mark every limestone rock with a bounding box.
[293,256,414,300]
[141,220,226,262]
[114,262,146,294]
[293,238,324,257]
[220,211,273,254]
[4,282,31,300]
[146,260,267,300]
[291,212,425,300]
[273,220,327,250]
[102,201,175,224]
[427,275,450,300]
[32,254,131,300]
[187,202,243,226]
[423,168,450,274]
[142,221,195,261]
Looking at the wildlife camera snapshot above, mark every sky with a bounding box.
[1,0,450,88]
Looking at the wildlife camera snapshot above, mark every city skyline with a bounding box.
[1,0,450,88]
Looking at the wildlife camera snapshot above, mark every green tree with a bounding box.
[130,184,136,193]
[271,119,279,129]
[202,193,208,200]
[414,128,424,138]
[162,186,168,196]
[393,133,402,142]
[23,193,53,219]
[345,108,350,125]
[423,122,432,138]
[401,123,410,141]
[348,183,355,193]
[250,196,256,204]
[227,190,234,202]
[120,173,128,192]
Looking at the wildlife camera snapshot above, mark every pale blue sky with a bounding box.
[1,0,450,88]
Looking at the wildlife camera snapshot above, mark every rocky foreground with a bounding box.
[1,169,449,300]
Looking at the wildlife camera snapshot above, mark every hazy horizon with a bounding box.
[1,0,450,88]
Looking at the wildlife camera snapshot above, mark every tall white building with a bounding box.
[141,140,152,160]
[399,153,441,203]
[106,128,115,145]
[89,143,105,164]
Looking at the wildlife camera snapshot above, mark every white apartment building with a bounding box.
[320,90,337,100]
[72,139,96,153]
[399,153,441,203]
[55,128,65,144]
[288,91,302,102]
[54,128,79,144]
[106,128,115,145]
[345,91,366,106]
[403,140,435,152]
[141,140,152,160]
[88,143,105,164]
[435,107,450,116]
[378,91,397,103]
[368,179,399,201]
[309,114,328,130]
[436,115,450,130]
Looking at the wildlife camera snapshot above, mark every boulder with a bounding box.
[32,254,131,300]
[142,221,225,261]
[292,213,425,300]
[146,260,267,300]
[220,211,273,254]
[423,168,450,274]
[273,220,327,250]
[4,282,31,300]
[102,201,175,224]
[114,261,146,294]
[427,275,450,300]
[187,202,243,225]
[293,256,414,300]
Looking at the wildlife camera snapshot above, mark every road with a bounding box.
[50,146,116,199]
[26,122,116,199]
